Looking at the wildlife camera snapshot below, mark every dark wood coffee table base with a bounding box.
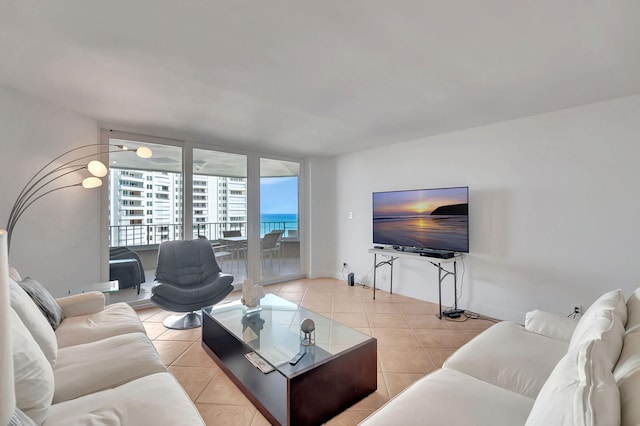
[202,313,377,425]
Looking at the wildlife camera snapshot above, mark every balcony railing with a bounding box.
[109,221,299,247]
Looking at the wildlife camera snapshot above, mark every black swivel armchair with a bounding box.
[151,239,234,329]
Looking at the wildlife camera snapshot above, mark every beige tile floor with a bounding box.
[137,277,496,426]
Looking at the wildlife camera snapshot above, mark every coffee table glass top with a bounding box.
[203,293,372,376]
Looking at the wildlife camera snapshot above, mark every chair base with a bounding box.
[163,312,202,330]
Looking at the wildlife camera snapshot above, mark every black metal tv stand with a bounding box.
[368,247,462,319]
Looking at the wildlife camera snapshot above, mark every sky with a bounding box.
[373,187,468,217]
[260,176,298,215]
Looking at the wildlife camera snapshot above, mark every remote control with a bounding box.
[289,351,306,365]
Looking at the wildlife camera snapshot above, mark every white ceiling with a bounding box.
[109,138,299,177]
[1,1,639,158]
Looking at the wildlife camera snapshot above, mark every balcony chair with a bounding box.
[198,234,232,268]
[222,230,246,273]
[222,230,241,237]
[151,239,234,329]
[260,230,284,271]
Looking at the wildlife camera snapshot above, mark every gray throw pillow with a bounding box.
[8,407,37,426]
[18,277,64,330]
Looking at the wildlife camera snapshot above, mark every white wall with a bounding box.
[306,157,337,278]
[0,84,100,297]
[335,96,640,322]
[3,78,638,315]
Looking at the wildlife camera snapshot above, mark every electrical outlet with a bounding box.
[572,304,583,315]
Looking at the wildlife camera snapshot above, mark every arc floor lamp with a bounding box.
[5,143,152,253]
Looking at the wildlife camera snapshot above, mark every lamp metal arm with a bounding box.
[7,183,82,252]
[10,143,121,216]
[8,146,129,238]
[6,142,151,255]
[7,165,86,234]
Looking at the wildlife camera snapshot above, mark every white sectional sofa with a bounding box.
[4,268,204,426]
[361,287,640,426]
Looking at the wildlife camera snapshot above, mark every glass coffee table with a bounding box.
[202,293,377,425]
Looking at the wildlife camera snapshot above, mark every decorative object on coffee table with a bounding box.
[241,279,265,314]
[300,318,316,346]
[241,313,265,345]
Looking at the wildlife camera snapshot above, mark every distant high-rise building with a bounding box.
[109,169,247,247]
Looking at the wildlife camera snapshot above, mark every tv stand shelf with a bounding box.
[368,247,462,319]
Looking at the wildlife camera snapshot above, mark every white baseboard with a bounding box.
[308,269,334,279]
[467,301,525,323]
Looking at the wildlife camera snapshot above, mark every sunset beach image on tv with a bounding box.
[372,187,469,252]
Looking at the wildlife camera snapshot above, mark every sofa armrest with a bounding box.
[56,292,106,317]
[525,309,577,341]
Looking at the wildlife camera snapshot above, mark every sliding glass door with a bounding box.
[105,134,183,305]
[192,148,247,285]
[259,157,301,281]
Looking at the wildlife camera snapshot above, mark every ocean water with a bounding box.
[260,213,298,237]
[261,213,298,223]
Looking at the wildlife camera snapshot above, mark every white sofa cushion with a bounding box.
[54,302,145,348]
[7,408,36,426]
[53,332,166,403]
[525,309,578,341]
[443,321,569,398]
[9,308,54,425]
[569,308,625,370]
[9,266,22,282]
[525,339,620,426]
[572,289,627,336]
[359,368,534,426]
[610,288,628,325]
[55,292,105,318]
[44,373,205,425]
[625,287,640,334]
[614,332,640,426]
[8,279,57,367]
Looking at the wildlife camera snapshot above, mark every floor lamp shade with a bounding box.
[0,229,16,424]
[82,176,103,189]
[87,160,108,177]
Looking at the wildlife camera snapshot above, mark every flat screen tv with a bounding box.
[372,186,469,253]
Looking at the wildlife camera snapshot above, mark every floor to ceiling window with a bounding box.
[106,134,183,306]
[108,140,183,247]
[104,131,304,305]
[192,148,248,285]
[259,157,301,282]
